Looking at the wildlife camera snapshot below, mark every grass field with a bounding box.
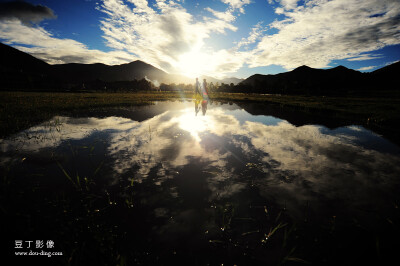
[1,91,399,139]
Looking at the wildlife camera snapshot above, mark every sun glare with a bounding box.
[177,50,209,78]
[177,110,213,140]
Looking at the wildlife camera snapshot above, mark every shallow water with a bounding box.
[2,101,400,264]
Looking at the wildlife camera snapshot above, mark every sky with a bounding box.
[0,0,399,79]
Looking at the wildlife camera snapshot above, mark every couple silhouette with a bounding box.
[194,78,209,116]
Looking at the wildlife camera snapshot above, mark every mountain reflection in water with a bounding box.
[1,101,400,265]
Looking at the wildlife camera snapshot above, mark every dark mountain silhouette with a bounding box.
[372,61,400,76]
[238,62,399,96]
[51,60,172,83]
[369,61,400,89]
[0,42,52,89]
[0,42,398,95]
[239,64,366,95]
[0,42,49,71]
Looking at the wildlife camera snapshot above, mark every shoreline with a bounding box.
[1,91,399,143]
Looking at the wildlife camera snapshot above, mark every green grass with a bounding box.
[1,91,399,138]
[212,92,400,121]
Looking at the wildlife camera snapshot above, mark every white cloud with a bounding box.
[357,66,376,71]
[279,0,298,10]
[347,53,383,61]
[274,7,284,14]
[357,59,399,71]
[268,0,298,10]
[221,0,251,13]
[237,21,267,48]
[205,7,235,22]
[385,60,400,66]
[248,0,400,70]
[99,0,242,76]
[0,18,135,65]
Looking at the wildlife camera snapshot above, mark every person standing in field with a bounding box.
[202,79,209,100]
[201,79,209,115]
[195,78,201,95]
[194,77,202,115]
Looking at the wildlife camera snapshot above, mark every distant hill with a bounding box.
[51,60,172,83]
[0,42,49,72]
[221,77,244,85]
[238,63,398,95]
[190,75,241,85]
[372,61,400,76]
[369,61,400,89]
[0,42,52,89]
[240,65,364,95]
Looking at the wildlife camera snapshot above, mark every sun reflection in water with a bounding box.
[176,109,214,141]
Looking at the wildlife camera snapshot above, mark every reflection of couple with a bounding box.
[194,78,209,116]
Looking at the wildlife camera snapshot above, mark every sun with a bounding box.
[177,50,209,78]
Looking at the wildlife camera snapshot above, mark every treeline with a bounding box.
[69,78,155,92]
[0,74,156,92]
[74,81,220,92]
[3,68,397,97]
[159,83,193,92]
[159,82,241,93]
[0,71,234,93]
[229,77,366,95]
[71,81,275,94]
[230,77,399,97]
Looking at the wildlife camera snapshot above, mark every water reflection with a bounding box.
[1,101,400,264]
[195,97,208,116]
[2,102,400,213]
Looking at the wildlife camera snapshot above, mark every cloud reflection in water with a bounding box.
[1,102,400,223]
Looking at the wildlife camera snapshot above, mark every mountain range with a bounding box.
[238,63,399,95]
[0,42,398,95]
[0,43,243,88]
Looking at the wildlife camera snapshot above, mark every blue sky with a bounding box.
[0,0,399,79]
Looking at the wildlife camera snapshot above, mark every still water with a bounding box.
[2,101,400,265]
